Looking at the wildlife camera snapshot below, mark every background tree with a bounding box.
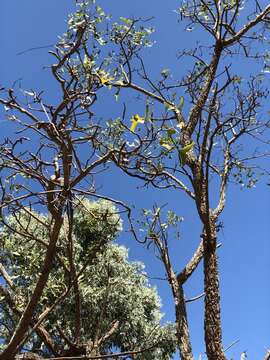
[0,199,176,359]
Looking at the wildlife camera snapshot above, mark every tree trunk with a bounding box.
[164,255,193,360]
[175,284,194,360]
[203,232,226,360]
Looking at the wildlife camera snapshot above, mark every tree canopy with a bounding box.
[0,199,176,359]
[0,1,270,359]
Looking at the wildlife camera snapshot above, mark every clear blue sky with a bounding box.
[1,1,270,359]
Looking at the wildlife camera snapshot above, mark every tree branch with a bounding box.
[223,5,270,46]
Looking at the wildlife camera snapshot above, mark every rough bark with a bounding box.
[175,284,194,360]
[163,250,193,360]
[203,231,226,360]
[15,353,41,360]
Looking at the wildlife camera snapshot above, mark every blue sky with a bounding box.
[1,1,270,359]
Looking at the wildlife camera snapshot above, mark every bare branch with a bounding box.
[223,5,270,46]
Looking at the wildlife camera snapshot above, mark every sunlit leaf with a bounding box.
[120,16,132,25]
[263,65,270,73]
[115,80,124,85]
[83,54,93,70]
[160,138,174,151]
[177,96,184,110]
[24,90,35,97]
[114,89,120,101]
[130,114,145,133]
[166,128,176,136]
[179,141,194,165]
[97,70,114,85]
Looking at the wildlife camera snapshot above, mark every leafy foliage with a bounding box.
[0,200,176,358]
[1,0,270,358]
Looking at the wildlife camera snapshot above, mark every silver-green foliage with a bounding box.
[0,200,176,358]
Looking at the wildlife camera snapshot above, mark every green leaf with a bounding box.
[179,142,194,166]
[160,138,174,151]
[145,103,152,122]
[83,55,93,74]
[96,5,105,16]
[120,17,132,25]
[177,96,184,110]
[11,251,20,257]
[166,128,176,136]
[114,88,120,102]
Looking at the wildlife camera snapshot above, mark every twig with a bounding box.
[224,339,240,352]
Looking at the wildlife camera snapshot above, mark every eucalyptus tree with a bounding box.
[108,2,270,356]
[60,1,270,359]
[1,1,270,360]
[65,2,270,359]
[0,199,176,359]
